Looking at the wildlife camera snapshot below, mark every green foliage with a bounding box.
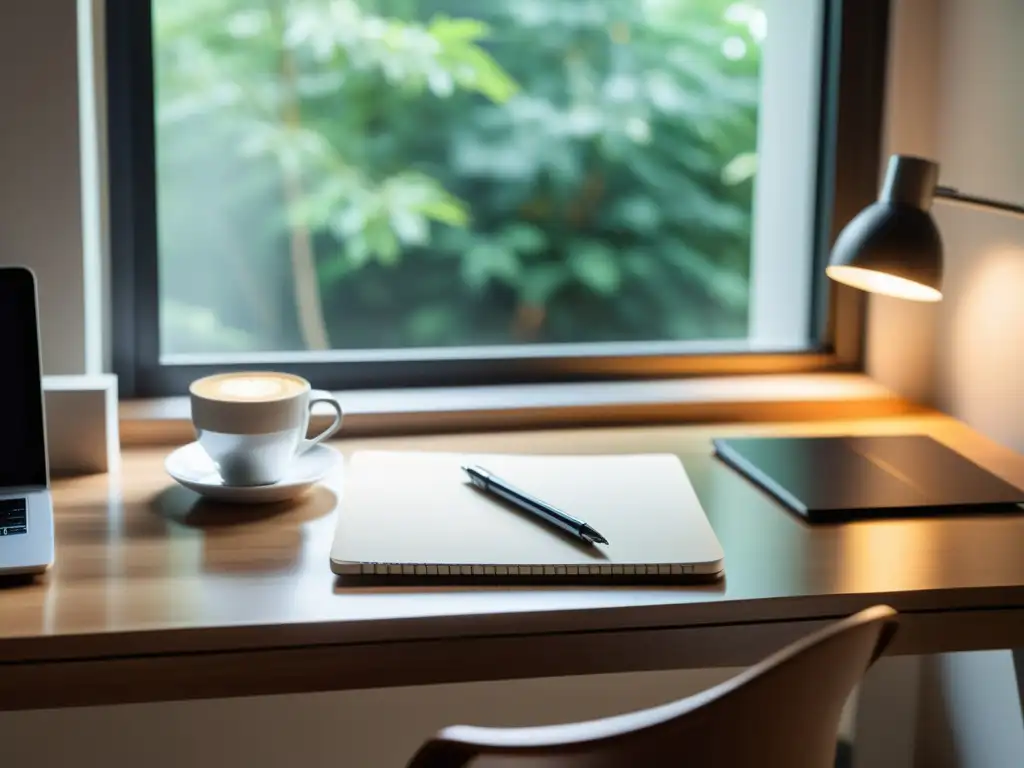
[154,0,764,352]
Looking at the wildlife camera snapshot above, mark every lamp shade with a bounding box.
[826,155,944,302]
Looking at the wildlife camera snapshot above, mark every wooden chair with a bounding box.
[406,605,898,768]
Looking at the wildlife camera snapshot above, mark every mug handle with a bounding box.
[299,390,344,455]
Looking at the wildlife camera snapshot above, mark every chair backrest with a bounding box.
[406,605,898,768]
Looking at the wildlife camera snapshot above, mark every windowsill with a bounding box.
[119,373,918,446]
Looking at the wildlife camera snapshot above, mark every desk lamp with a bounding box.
[826,154,1024,301]
[713,154,1024,522]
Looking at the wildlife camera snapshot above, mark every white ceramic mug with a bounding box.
[189,372,343,487]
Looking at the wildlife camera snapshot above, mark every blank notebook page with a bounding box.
[331,451,724,577]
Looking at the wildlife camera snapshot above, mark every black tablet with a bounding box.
[714,434,1024,522]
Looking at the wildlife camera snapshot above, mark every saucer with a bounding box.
[165,442,341,504]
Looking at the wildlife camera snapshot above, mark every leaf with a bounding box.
[661,245,750,309]
[317,252,356,284]
[722,152,758,185]
[363,218,400,266]
[418,197,470,227]
[390,209,429,245]
[428,17,519,103]
[289,174,361,230]
[383,172,470,229]
[461,242,520,291]
[284,5,519,104]
[343,235,372,269]
[609,197,662,234]
[569,242,621,295]
[498,224,547,255]
[427,17,491,44]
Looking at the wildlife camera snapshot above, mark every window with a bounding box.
[108,0,890,395]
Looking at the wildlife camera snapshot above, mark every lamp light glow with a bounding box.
[825,265,942,302]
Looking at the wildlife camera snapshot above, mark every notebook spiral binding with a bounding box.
[334,562,694,576]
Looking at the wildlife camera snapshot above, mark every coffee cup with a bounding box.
[189,372,344,487]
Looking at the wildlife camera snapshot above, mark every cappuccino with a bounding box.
[191,372,307,402]
[190,372,344,486]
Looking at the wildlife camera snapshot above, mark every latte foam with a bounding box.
[191,372,307,402]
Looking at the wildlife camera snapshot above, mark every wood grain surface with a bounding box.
[2,414,1024,709]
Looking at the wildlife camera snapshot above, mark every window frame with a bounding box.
[107,0,890,397]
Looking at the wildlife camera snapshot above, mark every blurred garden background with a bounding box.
[154,0,764,354]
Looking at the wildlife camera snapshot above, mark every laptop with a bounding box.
[0,267,54,574]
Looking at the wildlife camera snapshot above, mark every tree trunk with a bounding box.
[275,2,330,351]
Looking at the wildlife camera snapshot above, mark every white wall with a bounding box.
[875,0,1024,448]
[926,0,1024,451]
[873,1,1024,766]
[0,1,89,375]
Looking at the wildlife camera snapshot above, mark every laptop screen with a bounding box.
[0,268,47,488]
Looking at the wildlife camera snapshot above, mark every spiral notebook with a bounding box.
[330,451,725,581]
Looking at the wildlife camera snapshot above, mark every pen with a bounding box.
[462,464,609,546]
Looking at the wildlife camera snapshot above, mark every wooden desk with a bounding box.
[2,414,1024,711]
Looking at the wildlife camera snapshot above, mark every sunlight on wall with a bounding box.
[948,246,1024,452]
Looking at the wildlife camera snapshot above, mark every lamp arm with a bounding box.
[934,186,1024,218]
